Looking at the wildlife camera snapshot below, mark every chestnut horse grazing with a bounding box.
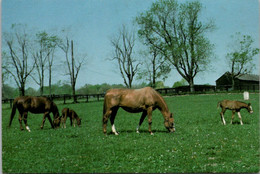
[8,96,61,132]
[103,87,175,135]
[218,100,253,125]
[61,108,81,128]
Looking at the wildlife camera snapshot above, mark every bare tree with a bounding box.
[46,35,61,97]
[31,32,49,95]
[2,24,35,96]
[110,25,140,88]
[226,32,259,89]
[59,38,84,103]
[31,31,61,96]
[137,48,171,88]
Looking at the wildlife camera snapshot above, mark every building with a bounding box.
[216,72,259,91]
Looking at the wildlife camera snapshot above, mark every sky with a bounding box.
[1,0,259,89]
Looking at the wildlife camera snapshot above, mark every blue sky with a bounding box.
[2,0,259,89]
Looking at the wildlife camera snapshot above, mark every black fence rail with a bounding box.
[3,85,258,108]
[156,85,216,95]
[2,93,106,108]
[216,84,259,92]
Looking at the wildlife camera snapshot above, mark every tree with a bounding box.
[59,38,85,103]
[46,35,61,97]
[226,32,259,90]
[136,0,215,92]
[110,25,141,88]
[137,48,171,88]
[31,31,60,96]
[172,78,188,88]
[2,24,35,96]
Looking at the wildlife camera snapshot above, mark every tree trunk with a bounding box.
[71,40,77,103]
[152,58,156,88]
[20,83,25,96]
[231,77,235,91]
[189,79,195,92]
[40,65,44,96]
[49,64,52,99]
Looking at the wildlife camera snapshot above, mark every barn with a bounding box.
[216,72,259,91]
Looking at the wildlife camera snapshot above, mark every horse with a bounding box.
[61,108,81,128]
[102,87,175,135]
[217,100,253,125]
[8,96,61,132]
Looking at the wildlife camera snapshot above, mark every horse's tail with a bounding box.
[103,94,107,116]
[102,94,109,126]
[9,99,18,127]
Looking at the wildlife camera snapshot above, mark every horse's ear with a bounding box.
[170,113,173,118]
[248,103,251,106]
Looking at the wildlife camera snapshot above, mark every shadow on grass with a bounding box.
[231,121,250,125]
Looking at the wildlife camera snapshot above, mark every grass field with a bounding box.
[2,93,259,173]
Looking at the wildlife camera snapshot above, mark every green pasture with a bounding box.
[2,93,259,173]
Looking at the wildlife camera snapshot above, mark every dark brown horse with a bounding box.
[61,108,81,128]
[8,96,61,131]
[218,100,253,125]
[103,87,175,135]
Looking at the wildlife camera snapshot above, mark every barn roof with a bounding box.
[236,74,259,82]
[216,72,259,82]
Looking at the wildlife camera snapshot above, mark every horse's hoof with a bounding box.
[150,132,154,136]
[26,126,31,132]
[136,130,140,134]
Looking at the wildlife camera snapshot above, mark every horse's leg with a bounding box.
[136,111,147,133]
[237,112,243,125]
[18,112,24,131]
[103,109,112,135]
[62,113,68,128]
[147,107,153,135]
[46,114,54,129]
[220,108,226,125]
[110,107,119,135]
[230,110,235,124]
[23,112,31,132]
[41,112,54,129]
[41,113,47,129]
[70,116,73,127]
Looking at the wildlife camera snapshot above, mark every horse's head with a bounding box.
[164,113,175,133]
[247,103,253,114]
[53,116,61,128]
[77,118,82,127]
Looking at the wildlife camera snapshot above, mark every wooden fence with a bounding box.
[2,93,105,108]
[156,85,216,95]
[3,84,258,108]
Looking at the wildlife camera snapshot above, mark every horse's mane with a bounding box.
[151,88,169,111]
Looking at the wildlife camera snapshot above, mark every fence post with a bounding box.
[63,95,66,104]
[86,95,89,102]
[10,99,13,108]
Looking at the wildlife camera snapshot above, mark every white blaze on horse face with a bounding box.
[26,126,31,132]
[112,124,119,135]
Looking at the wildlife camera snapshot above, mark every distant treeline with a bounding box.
[2,82,157,99]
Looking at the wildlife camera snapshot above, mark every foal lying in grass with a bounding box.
[61,108,81,128]
[217,100,253,125]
